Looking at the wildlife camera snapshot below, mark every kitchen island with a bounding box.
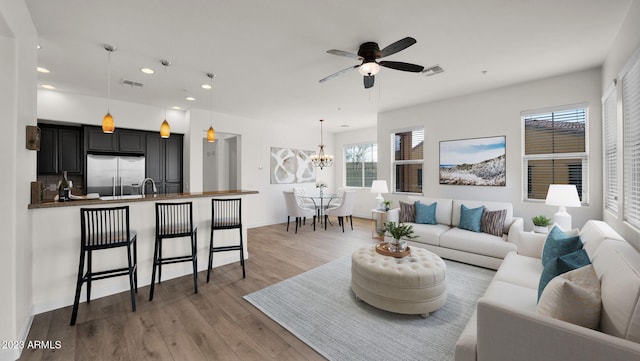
[29,190,259,315]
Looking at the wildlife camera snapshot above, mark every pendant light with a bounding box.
[159,59,171,138]
[206,73,216,143]
[311,119,334,169]
[102,44,116,133]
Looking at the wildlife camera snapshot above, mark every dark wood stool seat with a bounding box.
[71,206,137,325]
[149,202,198,301]
[207,198,245,282]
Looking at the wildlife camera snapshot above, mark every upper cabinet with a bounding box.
[84,126,145,154]
[37,124,82,175]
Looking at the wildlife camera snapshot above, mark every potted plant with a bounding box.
[382,221,418,252]
[532,215,552,234]
[383,200,392,211]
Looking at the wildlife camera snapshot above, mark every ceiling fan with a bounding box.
[319,37,424,89]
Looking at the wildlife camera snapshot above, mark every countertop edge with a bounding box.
[28,190,259,209]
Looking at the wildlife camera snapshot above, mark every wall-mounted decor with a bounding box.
[439,136,506,186]
[270,147,316,184]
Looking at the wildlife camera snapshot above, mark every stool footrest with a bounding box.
[211,245,242,252]
[83,265,136,282]
[156,255,196,265]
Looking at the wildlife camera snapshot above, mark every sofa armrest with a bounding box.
[386,208,400,223]
[476,298,640,361]
[506,217,523,242]
[511,230,546,259]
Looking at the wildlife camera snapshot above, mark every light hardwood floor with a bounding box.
[20,217,375,361]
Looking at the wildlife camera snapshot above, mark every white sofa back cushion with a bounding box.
[452,200,514,234]
[580,220,626,257]
[408,196,453,226]
[590,238,640,342]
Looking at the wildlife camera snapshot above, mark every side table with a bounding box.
[371,209,386,240]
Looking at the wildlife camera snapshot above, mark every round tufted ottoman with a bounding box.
[351,246,447,317]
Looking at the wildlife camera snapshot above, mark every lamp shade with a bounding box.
[207,126,216,143]
[102,112,115,133]
[545,184,581,207]
[370,180,389,194]
[160,119,171,138]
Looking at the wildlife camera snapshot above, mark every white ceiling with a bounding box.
[26,0,631,133]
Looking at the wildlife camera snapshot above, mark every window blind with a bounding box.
[602,86,618,215]
[623,55,640,228]
[393,128,424,193]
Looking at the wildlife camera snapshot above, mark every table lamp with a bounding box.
[370,180,389,210]
[545,184,581,230]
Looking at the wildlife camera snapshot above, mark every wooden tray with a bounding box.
[375,242,411,258]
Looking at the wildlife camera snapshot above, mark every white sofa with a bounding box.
[386,196,523,270]
[455,220,640,361]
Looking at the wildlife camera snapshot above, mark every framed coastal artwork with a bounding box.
[270,147,316,184]
[439,136,506,186]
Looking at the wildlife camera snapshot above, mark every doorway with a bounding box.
[202,132,241,191]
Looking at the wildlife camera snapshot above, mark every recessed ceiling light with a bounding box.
[37,44,41,49]
[37,67,50,73]
[185,96,196,101]
[201,84,212,89]
[41,84,56,90]
[140,67,155,74]
[340,124,350,128]
[172,106,182,110]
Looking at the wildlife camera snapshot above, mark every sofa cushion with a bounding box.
[538,249,590,301]
[481,209,506,237]
[459,204,484,232]
[415,201,437,224]
[493,252,543,290]
[408,196,453,225]
[590,239,640,342]
[580,220,625,258]
[541,226,583,266]
[452,199,514,234]
[439,227,517,259]
[537,264,601,329]
[399,201,416,223]
[483,280,538,314]
[408,223,450,246]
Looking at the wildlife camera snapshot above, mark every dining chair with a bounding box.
[283,191,316,233]
[325,190,356,232]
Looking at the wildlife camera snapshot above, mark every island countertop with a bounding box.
[28,189,259,209]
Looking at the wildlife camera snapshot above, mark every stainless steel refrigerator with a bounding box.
[86,154,146,197]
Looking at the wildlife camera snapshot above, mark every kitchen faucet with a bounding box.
[141,178,157,196]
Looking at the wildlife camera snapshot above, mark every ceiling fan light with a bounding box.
[358,62,380,76]
[160,119,171,138]
[102,112,115,133]
[207,126,216,143]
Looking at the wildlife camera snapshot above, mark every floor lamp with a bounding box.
[545,184,581,231]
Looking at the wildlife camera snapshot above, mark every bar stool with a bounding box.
[71,206,137,325]
[207,198,245,282]
[149,202,198,301]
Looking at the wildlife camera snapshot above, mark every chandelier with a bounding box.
[311,119,333,169]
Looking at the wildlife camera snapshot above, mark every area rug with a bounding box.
[243,254,495,361]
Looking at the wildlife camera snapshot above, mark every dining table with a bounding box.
[303,193,341,224]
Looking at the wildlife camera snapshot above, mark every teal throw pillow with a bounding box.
[459,204,484,232]
[541,226,583,266]
[415,201,437,225]
[538,249,591,302]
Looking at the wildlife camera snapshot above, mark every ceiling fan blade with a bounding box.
[364,75,375,89]
[378,37,417,58]
[327,49,363,61]
[379,61,424,72]
[319,65,360,83]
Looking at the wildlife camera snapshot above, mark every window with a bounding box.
[622,50,640,229]
[522,106,588,203]
[393,128,424,193]
[344,143,377,187]
[602,85,618,215]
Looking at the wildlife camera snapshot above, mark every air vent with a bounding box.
[422,65,444,77]
[120,79,144,88]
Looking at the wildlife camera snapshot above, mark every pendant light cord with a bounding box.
[106,47,111,112]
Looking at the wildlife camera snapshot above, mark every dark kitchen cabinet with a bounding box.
[84,126,145,154]
[145,133,183,195]
[37,124,82,175]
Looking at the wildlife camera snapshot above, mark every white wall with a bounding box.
[334,126,378,218]
[601,0,640,249]
[378,68,603,231]
[0,1,37,360]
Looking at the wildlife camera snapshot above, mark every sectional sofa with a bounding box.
[455,220,640,360]
[386,196,523,270]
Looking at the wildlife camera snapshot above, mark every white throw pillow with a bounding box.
[537,264,601,329]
